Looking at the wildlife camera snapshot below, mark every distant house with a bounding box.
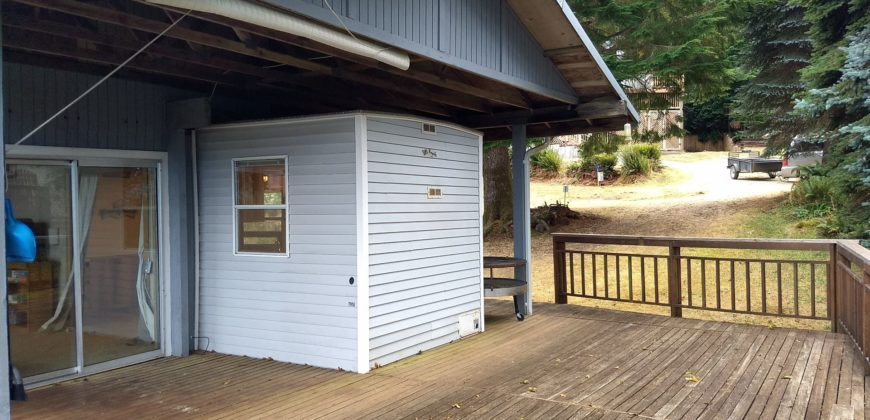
[626,75,685,151]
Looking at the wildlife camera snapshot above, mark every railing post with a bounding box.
[553,237,567,304]
[829,243,838,333]
[862,258,869,373]
[667,245,682,318]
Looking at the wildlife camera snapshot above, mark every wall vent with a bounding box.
[422,122,437,134]
[458,311,481,337]
[427,186,443,199]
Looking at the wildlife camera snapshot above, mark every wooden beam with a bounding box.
[460,99,628,129]
[556,61,597,70]
[5,17,459,119]
[574,99,628,119]
[8,0,491,113]
[130,0,531,109]
[2,11,299,83]
[570,80,610,89]
[544,46,587,57]
[2,28,251,87]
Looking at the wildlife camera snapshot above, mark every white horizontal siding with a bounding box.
[196,116,359,371]
[366,116,483,367]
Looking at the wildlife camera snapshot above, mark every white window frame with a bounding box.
[231,155,290,257]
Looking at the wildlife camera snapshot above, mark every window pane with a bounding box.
[237,209,286,254]
[235,159,285,205]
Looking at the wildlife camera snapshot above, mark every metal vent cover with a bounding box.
[427,186,443,199]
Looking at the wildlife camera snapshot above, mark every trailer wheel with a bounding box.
[729,166,740,180]
[768,172,777,179]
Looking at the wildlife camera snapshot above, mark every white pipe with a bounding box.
[144,0,410,70]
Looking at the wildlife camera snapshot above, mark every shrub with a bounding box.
[633,144,662,162]
[790,176,839,207]
[566,161,584,178]
[577,133,627,158]
[591,153,617,174]
[571,153,617,178]
[619,146,652,178]
[530,148,562,176]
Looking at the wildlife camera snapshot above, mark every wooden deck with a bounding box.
[13,302,868,419]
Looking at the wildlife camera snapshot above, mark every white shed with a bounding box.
[194,112,484,373]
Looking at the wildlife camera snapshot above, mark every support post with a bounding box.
[828,243,838,333]
[166,98,210,356]
[1,5,12,414]
[667,245,682,318]
[511,123,531,315]
[167,129,195,356]
[553,237,567,304]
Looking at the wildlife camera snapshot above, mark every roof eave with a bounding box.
[552,0,641,123]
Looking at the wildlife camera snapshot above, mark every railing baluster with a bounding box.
[777,262,783,315]
[793,262,799,316]
[745,262,751,313]
[701,259,707,308]
[604,254,609,298]
[580,252,586,296]
[687,258,693,308]
[761,263,767,314]
[592,253,597,298]
[716,259,721,310]
[569,252,575,296]
[730,260,736,311]
[641,257,647,303]
[628,255,634,301]
[616,255,621,300]
[654,257,660,304]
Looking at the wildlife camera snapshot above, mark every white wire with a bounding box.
[10,10,192,148]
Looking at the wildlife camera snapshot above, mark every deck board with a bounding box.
[12,302,867,419]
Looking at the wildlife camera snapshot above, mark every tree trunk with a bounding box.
[483,145,513,237]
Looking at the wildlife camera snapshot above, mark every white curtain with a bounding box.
[135,176,157,341]
[41,175,99,332]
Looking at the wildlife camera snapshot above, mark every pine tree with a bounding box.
[731,1,812,149]
[568,0,744,104]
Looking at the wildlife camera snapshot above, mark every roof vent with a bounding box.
[422,123,437,134]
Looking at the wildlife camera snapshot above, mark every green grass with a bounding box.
[740,202,823,240]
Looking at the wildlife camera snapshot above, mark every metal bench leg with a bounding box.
[513,296,525,321]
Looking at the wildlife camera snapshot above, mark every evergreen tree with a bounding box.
[568,0,745,105]
[731,1,812,149]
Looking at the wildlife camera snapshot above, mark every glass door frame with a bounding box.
[6,159,78,385]
[6,146,170,387]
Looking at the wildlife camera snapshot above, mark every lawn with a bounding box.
[484,152,830,330]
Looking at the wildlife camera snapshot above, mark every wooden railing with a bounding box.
[833,240,870,370]
[553,234,870,371]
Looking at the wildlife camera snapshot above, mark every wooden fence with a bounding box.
[552,234,870,371]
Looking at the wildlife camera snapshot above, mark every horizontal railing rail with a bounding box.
[553,234,870,372]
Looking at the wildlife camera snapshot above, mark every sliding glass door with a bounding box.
[6,162,76,380]
[6,160,162,383]
[80,166,160,366]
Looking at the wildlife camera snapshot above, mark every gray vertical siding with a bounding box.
[264,0,575,102]
[3,62,196,151]
[366,116,482,367]
[196,116,360,371]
